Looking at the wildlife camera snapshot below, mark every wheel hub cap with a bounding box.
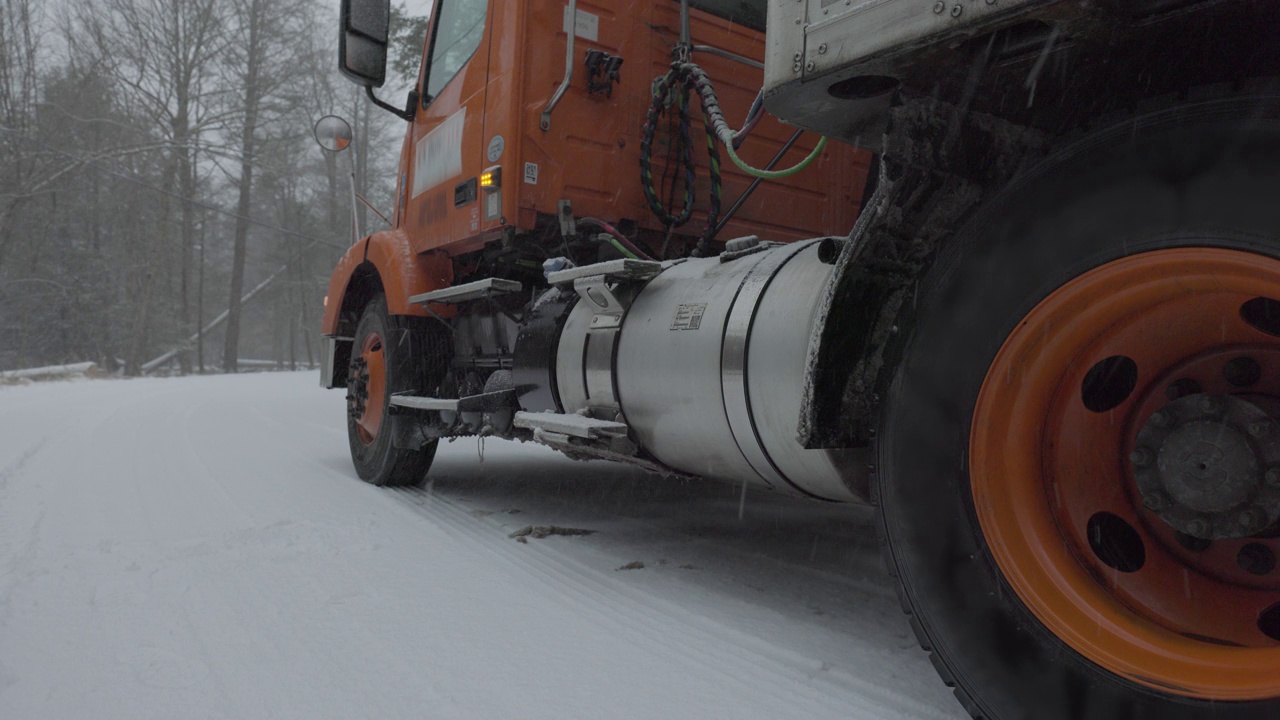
[1133,393,1280,538]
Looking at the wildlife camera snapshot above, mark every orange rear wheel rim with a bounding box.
[355,332,386,445]
[971,247,1280,700]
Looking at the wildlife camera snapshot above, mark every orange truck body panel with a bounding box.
[325,0,872,333]
[320,231,454,333]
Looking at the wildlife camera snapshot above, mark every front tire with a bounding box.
[347,295,437,486]
[879,95,1280,719]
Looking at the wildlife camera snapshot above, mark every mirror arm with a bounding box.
[365,86,415,122]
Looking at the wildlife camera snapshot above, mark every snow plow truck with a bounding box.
[320,0,1280,717]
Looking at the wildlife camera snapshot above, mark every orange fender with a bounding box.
[321,229,453,336]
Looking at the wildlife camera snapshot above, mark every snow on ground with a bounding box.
[0,372,966,720]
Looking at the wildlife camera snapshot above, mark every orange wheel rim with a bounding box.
[355,332,386,445]
[971,247,1280,700]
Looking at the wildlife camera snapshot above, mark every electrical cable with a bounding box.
[669,61,828,180]
[640,80,699,229]
[640,61,828,256]
[578,216,651,260]
[723,133,827,180]
[602,235,637,259]
[731,91,765,149]
[640,67,722,254]
[655,62,828,177]
[661,93,685,231]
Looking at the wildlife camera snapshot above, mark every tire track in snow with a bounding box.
[390,484,934,718]
[384,487,839,717]
[0,438,49,584]
[0,499,47,692]
[382,485,953,720]
[0,438,46,490]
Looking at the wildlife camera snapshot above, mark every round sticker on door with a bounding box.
[486,135,505,163]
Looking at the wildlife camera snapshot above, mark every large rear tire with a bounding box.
[347,295,437,486]
[878,95,1280,718]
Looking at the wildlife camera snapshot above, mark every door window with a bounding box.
[686,0,767,31]
[423,0,488,100]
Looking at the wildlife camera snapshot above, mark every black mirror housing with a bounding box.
[338,0,391,87]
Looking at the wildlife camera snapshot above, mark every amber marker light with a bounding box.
[479,165,502,192]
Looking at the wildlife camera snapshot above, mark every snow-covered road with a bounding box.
[0,372,965,719]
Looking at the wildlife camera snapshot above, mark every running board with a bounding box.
[389,388,518,413]
[545,258,663,286]
[389,395,457,411]
[512,411,629,439]
[409,278,523,306]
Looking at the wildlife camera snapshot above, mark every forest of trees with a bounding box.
[0,0,426,374]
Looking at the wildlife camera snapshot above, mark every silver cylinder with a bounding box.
[554,241,866,502]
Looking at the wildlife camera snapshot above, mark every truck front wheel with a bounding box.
[879,95,1280,719]
[346,294,436,486]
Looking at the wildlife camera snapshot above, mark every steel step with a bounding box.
[512,411,629,439]
[545,258,663,286]
[388,395,458,411]
[409,278,523,306]
[389,388,518,413]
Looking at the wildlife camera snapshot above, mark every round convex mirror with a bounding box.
[313,115,353,153]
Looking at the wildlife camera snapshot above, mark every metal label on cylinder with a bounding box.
[670,303,708,331]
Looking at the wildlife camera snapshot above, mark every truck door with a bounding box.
[402,0,491,255]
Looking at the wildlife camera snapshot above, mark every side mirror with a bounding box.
[338,0,391,87]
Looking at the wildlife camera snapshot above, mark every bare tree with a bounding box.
[1,0,352,373]
[67,0,230,373]
[0,0,46,266]
[221,0,311,373]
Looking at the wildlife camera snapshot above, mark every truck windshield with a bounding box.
[685,0,767,32]
[424,0,487,99]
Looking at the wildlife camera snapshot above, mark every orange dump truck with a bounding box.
[320,1,1280,717]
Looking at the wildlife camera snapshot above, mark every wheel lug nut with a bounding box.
[1186,516,1212,537]
[1142,490,1171,511]
[1249,420,1273,438]
[1199,396,1221,414]
[1238,507,1268,532]
[1130,447,1154,468]
[1148,411,1172,428]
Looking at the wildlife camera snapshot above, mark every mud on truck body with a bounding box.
[320,0,1280,717]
